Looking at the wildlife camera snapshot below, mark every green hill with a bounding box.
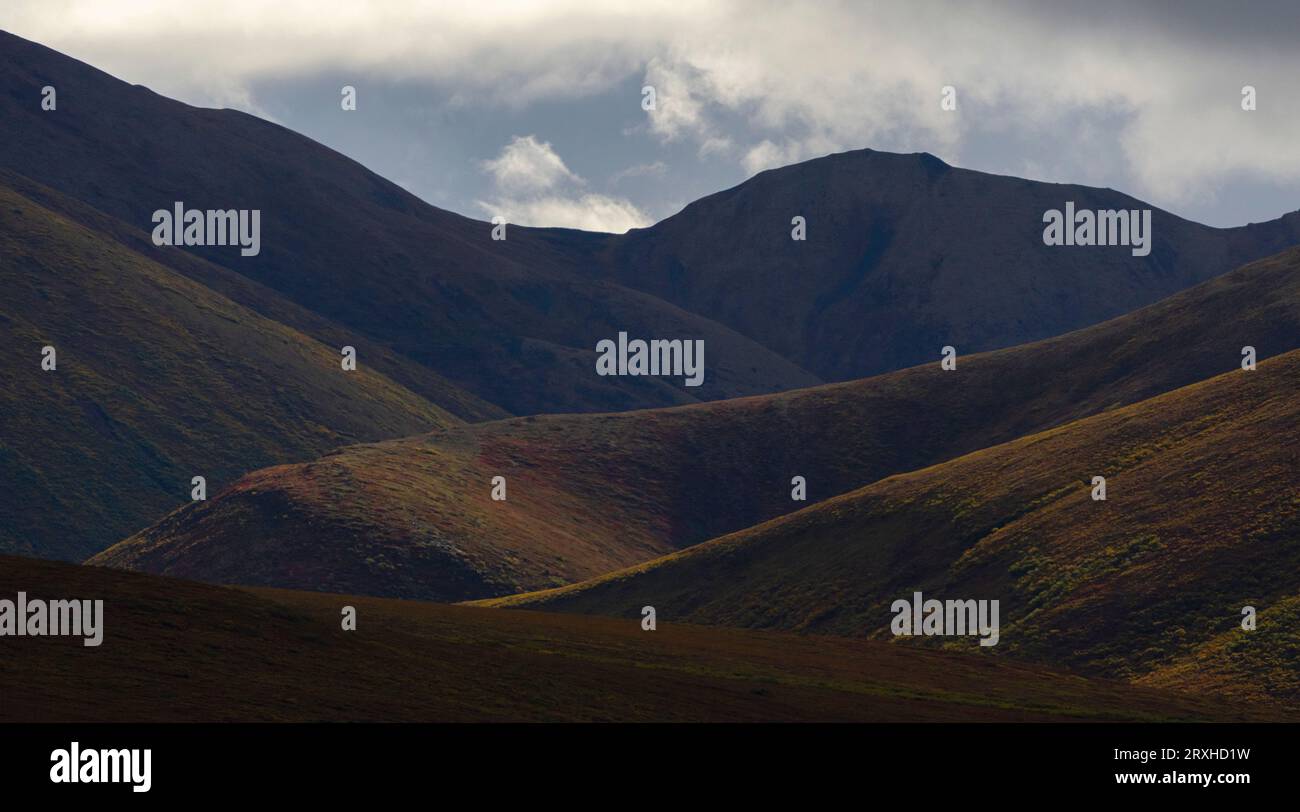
[92,248,1300,600]
[0,180,464,559]
[488,349,1300,705]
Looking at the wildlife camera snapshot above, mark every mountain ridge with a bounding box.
[0,29,820,417]
[587,146,1300,380]
[92,245,1300,597]
[6,28,1299,418]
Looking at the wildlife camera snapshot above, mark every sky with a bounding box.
[4,0,1299,232]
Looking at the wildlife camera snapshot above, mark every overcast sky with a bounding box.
[5,0,1299,231]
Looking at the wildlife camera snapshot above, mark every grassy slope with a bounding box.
[1,167,507,424]
[93,248,1300,600]
[1,555,1284,722]
[0,182,462,560]
[488,350,1300,705]
[1138,595,1300,704]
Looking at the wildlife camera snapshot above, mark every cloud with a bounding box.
[643,56,711,142]
[476,135,651,232]
[740,140,788,176]
[8,0,1300,215]
[623,1,1300,207]
[2,0,694,107]
[740,135,841,177]
[610,161,668,184]
[477,193,651,233]
[480,135,580,194]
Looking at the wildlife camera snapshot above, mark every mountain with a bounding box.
[4,29,1299,420]
[7,29,1299,571]
[0,30,818,417]
[2,167,508,424]
[587,148,1300,380]
[91,246,1300,599]
[486,348,1300,706]
[3,555,1284,722]
[0,176,465,560]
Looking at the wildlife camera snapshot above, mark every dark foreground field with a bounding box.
[1,556,1288,723]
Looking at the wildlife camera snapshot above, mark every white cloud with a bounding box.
[480,135,580,194]
[477,135,651,232]
[477,194,651,233]
[740,140,787,176]
[740,135,842,177]
[643,56,711,142]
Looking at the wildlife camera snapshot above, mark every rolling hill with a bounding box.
[2,555,1284,722]
[92,247,1300,600]
[1,167,508,424]
[1138,593,1300,705]
[0,178,465,560]
[487,349,1300,705]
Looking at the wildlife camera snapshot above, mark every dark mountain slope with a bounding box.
[92,247,1300,600]
[1,168,507,423]
[2,556,1284,722]
[488,350,1300,705]
[0,30,818,415]
[587,148,1300,380]
[0,181,459,560]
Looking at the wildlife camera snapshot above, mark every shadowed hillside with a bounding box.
[0,181,462,560]
[1,556,1285,722]
[586,148,1300,380]
[1,167,507,424]
[93,247,1300,599]
[489,350,1300,706]
[0,30,819,416]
